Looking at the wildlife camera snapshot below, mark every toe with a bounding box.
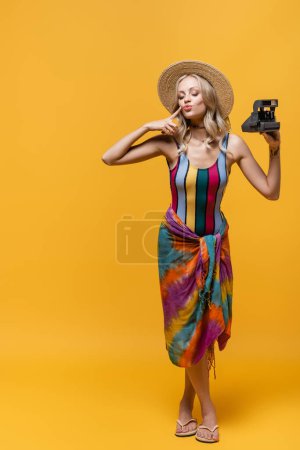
[197,429,204,438]
[188,423,196,432]
[176,419,197,434]
[203,430,209,439]
[197,426,219,441]
[186,423,195,433]
[176,424,187,433]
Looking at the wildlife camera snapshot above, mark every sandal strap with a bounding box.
[197,424,219,432]
[176,418,197,429]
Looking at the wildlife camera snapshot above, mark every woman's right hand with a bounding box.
[144,106,182,135]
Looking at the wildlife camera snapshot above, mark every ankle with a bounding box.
[202,410,217,422]
[201,404,217,420]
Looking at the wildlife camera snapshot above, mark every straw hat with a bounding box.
[157,60,234,119]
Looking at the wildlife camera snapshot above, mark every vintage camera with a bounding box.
[241,99,280,133]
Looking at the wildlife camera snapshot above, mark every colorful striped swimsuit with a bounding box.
[166,132,230,237]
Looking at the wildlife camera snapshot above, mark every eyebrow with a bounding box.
[178,86,200,94]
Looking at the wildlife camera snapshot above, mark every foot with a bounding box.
[196,413,219,442]
[175,400,197,435]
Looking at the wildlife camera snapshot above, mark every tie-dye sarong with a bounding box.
[157,205,233,379]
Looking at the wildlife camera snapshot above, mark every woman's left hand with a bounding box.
[259,130,281,150]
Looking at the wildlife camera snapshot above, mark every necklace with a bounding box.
[178,130,207,154]
[190,125,205,129]
[188,129,207,144]
[188,125,207,143]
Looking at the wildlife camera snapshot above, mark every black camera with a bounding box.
[241,99,280,133]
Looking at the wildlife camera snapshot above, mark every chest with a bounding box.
[170,151,229,189]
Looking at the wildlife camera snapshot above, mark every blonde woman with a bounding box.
[102,60,281,443]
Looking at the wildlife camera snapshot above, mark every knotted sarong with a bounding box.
[157,205,233,379]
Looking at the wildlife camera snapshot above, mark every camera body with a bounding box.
[241,99,280,133]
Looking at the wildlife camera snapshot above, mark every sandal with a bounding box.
[175,418,198,437]
[195,424,219,443]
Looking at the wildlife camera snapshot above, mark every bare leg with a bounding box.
[185,351,219,441]
[175,368,197,434]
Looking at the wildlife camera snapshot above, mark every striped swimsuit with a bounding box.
[166,132,230,237]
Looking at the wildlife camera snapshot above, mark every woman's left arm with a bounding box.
[231,130,281,200]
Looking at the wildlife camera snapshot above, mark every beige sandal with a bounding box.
[195,424,219,443]
[175,418,198,437]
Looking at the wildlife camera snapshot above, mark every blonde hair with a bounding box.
[172,74,231,153]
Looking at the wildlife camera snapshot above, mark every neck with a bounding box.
[189,127,208,142]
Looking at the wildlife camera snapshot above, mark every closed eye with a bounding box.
[178,93,199,99]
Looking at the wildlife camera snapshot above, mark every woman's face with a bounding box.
[177,76,207,119]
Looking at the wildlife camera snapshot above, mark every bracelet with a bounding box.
[269,145,280,157]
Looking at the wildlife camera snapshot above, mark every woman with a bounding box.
[101,60,281,443]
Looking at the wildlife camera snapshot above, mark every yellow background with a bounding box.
[0,0,299,449]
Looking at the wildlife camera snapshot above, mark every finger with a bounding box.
[164,118,178,130]
[165,124,175,133]
[267,130,276,135]
[169,106,182,119]
[166,121,178,129]
[262,132,273,139]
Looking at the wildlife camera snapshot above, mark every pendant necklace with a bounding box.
[178,128,208,154]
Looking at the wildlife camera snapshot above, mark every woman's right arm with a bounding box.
[101,124,162,166]
[101,106,182,166]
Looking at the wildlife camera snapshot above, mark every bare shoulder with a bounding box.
[227,132,250,163]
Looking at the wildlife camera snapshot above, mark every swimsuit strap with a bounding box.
[173,136,180,149]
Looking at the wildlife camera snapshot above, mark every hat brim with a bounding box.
[157,60,234,119]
